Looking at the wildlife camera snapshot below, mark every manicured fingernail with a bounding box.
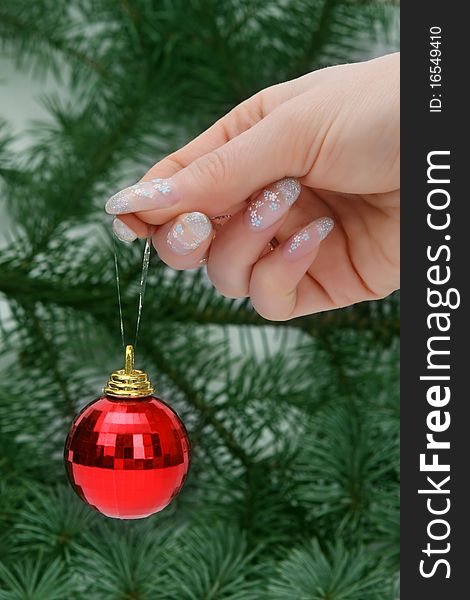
[282,217,334,260]
[245,178,301,231]
[167,212,212,255]
[105,178,177,214]
[112,218,137,243]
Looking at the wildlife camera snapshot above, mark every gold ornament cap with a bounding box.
[104,345,154,398]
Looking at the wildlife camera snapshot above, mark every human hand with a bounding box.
[106,53,399,320]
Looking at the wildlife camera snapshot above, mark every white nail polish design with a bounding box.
[167,212,212,254]
[288,229,311,253]
[285,217,334,258]
[128,178,172,198]
[151,178,172,194]
[247,178,301,230]
[112,218,137,243]
[248,198,265,228]
[105,178,175,214]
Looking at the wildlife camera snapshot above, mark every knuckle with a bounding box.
[191,150,228,187]
[222,89,268,139]
[231,95,264,130]
[272,95,334,176]
[224,106,257,139]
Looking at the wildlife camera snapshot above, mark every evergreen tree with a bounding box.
[0,1,399,598]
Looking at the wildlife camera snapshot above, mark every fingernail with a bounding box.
[105,178,177,214]
[282,217,334,260]
[167,212,212,255]
[245,178,301,231]
[112,218,138,243]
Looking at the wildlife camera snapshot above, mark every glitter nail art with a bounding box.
[167,212,212,254]
[316,216,334,241]
[264,189,281,211]
[112,218,137,243]
[248,199,265,228]
[151,178,172,194]
[246,177,301,231]
[288,230,310,253]
[130,179,172,197]
[105,178,175,214]
[275,178,301,207]
[107,189,132,213]
[130,185,152,198]
[286,217,334,257]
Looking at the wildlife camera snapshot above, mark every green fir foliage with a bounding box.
[0,1,399,598]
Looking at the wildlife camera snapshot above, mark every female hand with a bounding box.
[106,53,399,320]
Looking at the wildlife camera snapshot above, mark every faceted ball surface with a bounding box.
[64,395,190,519]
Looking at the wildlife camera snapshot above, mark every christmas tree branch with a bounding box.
[118,0,143,25]
[0,11,107,77]
[293,0,339,76]
[0,1,399,591]
[0,264,114,310]
[138,337,252,468]
[318,330,355,400]
[17,304,76,419]
[0,262,399,341]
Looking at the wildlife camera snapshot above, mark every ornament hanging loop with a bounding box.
[125,344,134,374]
[104,344,154,398]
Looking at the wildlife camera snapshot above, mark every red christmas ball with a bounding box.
[64,394,190,519]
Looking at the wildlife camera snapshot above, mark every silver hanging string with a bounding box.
[113,229,152,353]
[134,234,151,351]
[113,242,126,352]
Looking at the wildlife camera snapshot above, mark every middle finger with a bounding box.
[207,178,301,298]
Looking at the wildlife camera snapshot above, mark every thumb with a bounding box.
[106,99,323,225]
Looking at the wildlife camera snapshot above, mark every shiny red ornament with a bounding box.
[64,394,190,519]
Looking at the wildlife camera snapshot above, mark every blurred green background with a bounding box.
[0,1,399,599]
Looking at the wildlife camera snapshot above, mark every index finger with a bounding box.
[105,79,309,222]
